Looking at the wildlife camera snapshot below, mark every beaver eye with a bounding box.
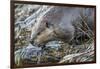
[45,22,49,28]
[45,22,53,28]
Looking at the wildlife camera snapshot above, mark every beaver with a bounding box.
[30,6,94,47]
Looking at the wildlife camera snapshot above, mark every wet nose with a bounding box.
[29,40,39,47]
[29,40,34,45]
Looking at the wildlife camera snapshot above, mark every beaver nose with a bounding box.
[29,40,34,45]
[33,39,45,47]
[29,40,39,47]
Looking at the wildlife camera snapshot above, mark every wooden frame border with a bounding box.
[10,0,96,68]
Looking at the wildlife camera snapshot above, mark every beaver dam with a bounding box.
[14,4,95,67]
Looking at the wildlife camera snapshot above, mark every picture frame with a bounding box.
[10,0,96,68]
